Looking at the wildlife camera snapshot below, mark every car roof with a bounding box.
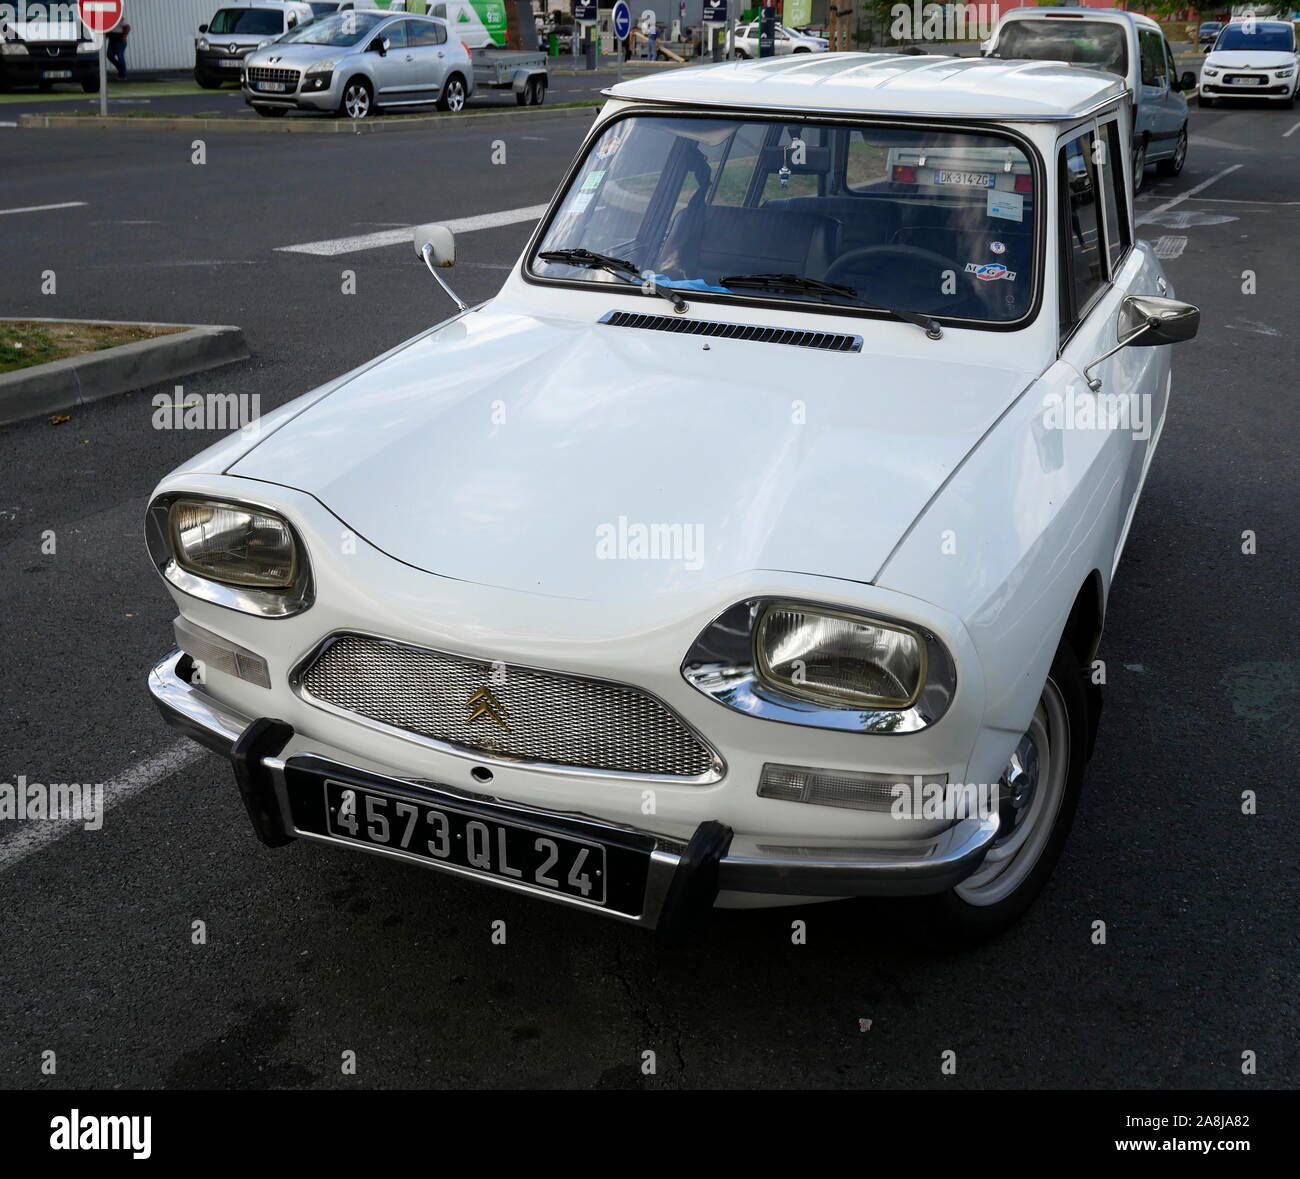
[999,6,1160,33]
[606,53,1127,121]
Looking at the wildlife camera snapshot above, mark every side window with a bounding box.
[1163,40,1178,84]
[432,4,448,17]
[1058,133,1105,336]
[1097,119,1131,274]
[1139,30,1166,87]
[384,21,408,49]
[409,20,444,46]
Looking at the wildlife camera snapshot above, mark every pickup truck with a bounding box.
[147,53,1198,948]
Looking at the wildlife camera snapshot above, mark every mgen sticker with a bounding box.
[965,262,1017,282]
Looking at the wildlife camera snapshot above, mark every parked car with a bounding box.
[195,1,315,89]
[1199,19,1298,109]
[148,54,1198,947]
[731,20,828,58]
[1198,21,1222,46]
[983,7,1194,191]
[0,6,98,92]
[242,8,475,118]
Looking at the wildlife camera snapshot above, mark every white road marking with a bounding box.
[1154,235,1187,259]
[276,203,550,256]
[1284,120,1300,138]
[1186,196,1300,206]
[1136,164,1242,225]
[0,741,203,874]
[0,121,18,128]
[0,200,88,217]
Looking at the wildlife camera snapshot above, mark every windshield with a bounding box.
[207,9,285,36]
[531,115,1038,325]
[280,10,385,45]
[991,20,1129,77]
[307,2,340,14]
[1214,24,1295,53]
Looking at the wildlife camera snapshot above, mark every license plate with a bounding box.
[936,170,994,188]
[257,80,287,92]
[1233,77,1263,86]
[322,779,607,903]
[219,58,243,68]
[42,70,72,79]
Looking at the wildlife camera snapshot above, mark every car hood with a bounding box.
[229,304,1037,601]
[1205,50,1295,68]
[245,41,353,67]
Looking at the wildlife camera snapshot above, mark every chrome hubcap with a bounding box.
[448,82,463,110]
[954,678,1069,908]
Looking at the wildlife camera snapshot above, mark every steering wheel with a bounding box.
[824,243,965,290]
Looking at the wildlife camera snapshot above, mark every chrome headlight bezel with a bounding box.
[681,598,956,734]
[145,493,314,618]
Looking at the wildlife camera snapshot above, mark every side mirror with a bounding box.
[199,23,208,33]
[1202,45,1211,55]
[1179,70,1196,91]
[1084,295,1199,390]
[1119,294,1200,347]
[414,224,467,312]
[370,36,389,54]
[414,223,455,268]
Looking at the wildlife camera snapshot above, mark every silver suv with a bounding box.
[243,9,474,119]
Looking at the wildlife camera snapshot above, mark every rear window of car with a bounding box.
[207,9,285,36]
[991,20,1130,78]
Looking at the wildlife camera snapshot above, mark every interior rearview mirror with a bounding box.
[1084,295,1199,391]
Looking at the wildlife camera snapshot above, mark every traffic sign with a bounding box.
[612,1,631,40]
[79,0,124,35]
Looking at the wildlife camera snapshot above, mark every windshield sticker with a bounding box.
[966,262,1018,282]
[571,192,595,213]
[988,190,1024,222]
[580,170,606,192]
[990,240,1006,255]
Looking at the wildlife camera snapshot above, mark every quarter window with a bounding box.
[1058,133,1105,335]
[408,20,446,46]
[1097,120,1130,275]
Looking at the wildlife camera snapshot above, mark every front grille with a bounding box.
[297,634,720,780]
[248,66,300,87]
[599,310,863,353]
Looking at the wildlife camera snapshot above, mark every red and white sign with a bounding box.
[79,0,124,35]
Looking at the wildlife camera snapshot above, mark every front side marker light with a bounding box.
[759,763,948,814]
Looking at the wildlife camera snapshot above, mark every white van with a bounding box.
[195,1,314,89]
[983,7,1195,190]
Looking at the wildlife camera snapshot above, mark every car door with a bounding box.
[1161,36,1188,145]
[1137,28,1176,155]
[1054,119,1164,567]
[405,18,447,103]
[368,17,412,101]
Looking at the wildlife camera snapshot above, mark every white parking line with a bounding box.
[0,741,203,874]
[1136,164,1241,225]
[0,200,88,217]
[1154,235,1188,259]
[276,203,550,256]
[1284,120,1300,137]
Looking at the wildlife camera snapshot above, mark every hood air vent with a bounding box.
[599,310,862,353]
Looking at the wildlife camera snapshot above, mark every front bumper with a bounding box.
[1201,80,1293,97]
[149,649,999,930]
[0,54,97,84]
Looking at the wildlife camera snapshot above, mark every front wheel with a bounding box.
[1131,137,1147,193]
[1156,125,1187,178]
[194,68,223,90]
[897,641,1091,949]
[437,74,466,112]
[339,77,373,119]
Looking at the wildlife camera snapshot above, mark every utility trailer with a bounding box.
[471,47,548,105]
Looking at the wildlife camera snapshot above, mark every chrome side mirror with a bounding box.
[413,223,467,312]
[1084,295,1199,391]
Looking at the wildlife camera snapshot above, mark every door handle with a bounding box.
[405,53,414,61]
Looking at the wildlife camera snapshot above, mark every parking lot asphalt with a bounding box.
[0,95,1296,1089]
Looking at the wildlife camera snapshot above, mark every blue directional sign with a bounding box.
[612,1,631,40]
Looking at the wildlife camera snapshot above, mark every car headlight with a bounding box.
[680,598,956,733]
[755,603,923,708]
[169,499,297,587]
[1,41,29,55]
[306,59,336,73]
[146,495,313,617]
[1275,68,1295,78]
[197,36,209,51]
[1202,67,1218,77]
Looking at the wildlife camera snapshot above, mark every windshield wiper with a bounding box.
[538,248,687,312]
[719,272,943,340]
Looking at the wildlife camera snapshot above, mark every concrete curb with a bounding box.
[17,102,602,135]
[0,319,249,428]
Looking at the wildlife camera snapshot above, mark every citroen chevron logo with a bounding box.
[466,685,509,732]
